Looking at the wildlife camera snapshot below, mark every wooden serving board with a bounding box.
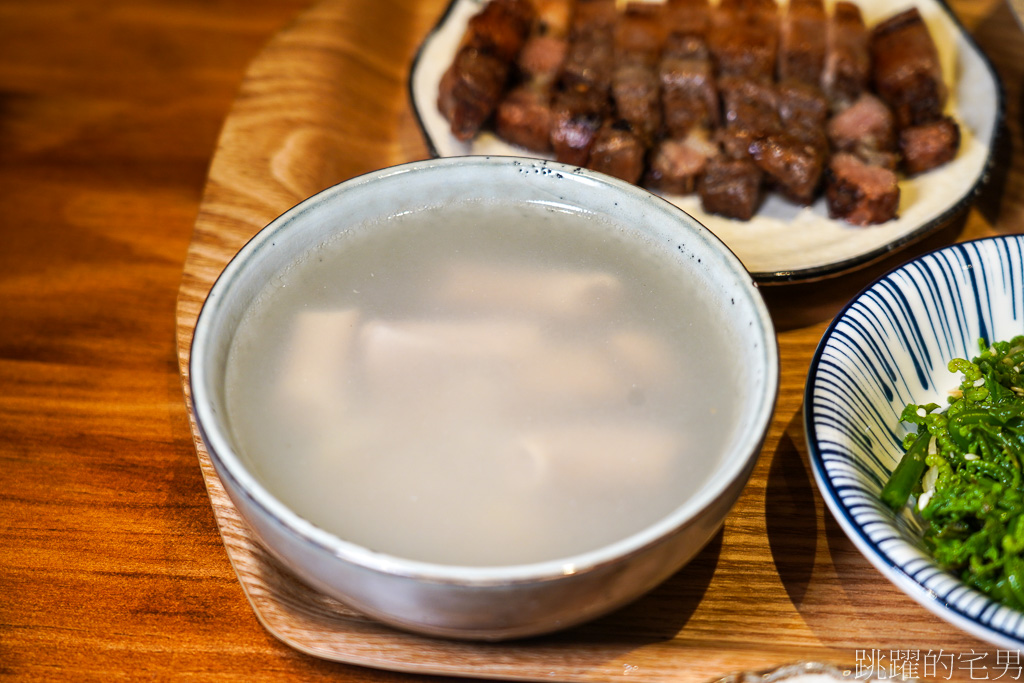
[174,0,1015,680]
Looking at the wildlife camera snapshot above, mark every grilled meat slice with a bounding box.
[699,154,764,220]
[777,0,826,85]
[665,0,711,37]
[717,76,780,159]
[588,120,646,183]
[612,62,662,146]
[822,1,869,110]
[708,0,779,80]
[615,2,668,67]
[660,34,719,137]
[439,48,511,141]
[826,91,898,169]
[517,34,569,85]
[463,0,536,62]
[438,0,535,141]
[870,7,947,128]
[776,78,828,130]
[496,83,554,151]
[825,152,900,225]
[645,127,718,195]
[899,115,960,175]
[748,131,826,205]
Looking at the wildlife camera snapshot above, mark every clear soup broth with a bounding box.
[224,199,742,567]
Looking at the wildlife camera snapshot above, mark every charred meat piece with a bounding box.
[777,0,826,85]
[496,1,572,152]
[645,128,718,194]
[827,92,897,169]
[699,155,764,221]
[899,115,960,175]
[439,48,512,141]
[776,78,828,130]
[709,0,779,80]
[533,0,573,39]
[559,29,615,92]
[496,84,554,151]
[718,76,780,159]
[438,0,535,141]
[660,34,719,137]
[610,3,665,145]
[748,131,826,205]
[611,62,662,146]
[825,152,900,225]
[550,87,605,165]
[570,0,617,38]
[615,2,668,67]
[588,120,647,183]
[665,0,711,37]
[822,2,869,111]
[517,34,569,85]
[871,7,947,128]
[463,0,536,62]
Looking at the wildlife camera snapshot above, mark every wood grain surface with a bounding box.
[3,0,1024,680]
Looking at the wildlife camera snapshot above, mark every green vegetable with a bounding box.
[883,335,1024,609]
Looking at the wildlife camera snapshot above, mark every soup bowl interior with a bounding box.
[806,235,1024,649]
[190,156,778,640]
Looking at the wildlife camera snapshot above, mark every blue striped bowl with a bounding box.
[805,235,1024,649]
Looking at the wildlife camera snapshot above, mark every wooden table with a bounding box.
[3,0,1024,680]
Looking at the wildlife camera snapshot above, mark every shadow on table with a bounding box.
[760,211,969,332]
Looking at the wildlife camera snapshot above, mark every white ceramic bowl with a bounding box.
[190,156,778,641]
[806,235,1024,649]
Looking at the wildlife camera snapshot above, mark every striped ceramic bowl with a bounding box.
[805,234,1024,649]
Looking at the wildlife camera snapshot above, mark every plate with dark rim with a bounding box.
[408,0,1003,284]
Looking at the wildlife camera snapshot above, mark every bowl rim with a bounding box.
[804,233,1024,649]
[190,155,780,586]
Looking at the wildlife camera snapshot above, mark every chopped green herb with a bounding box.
[884,336,1024,609]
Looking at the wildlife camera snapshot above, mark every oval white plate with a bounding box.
[409,0,1003,282]
[806,235,1024,649]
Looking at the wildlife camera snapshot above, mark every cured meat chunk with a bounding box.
[587,121,646,183]
[438,0,535,141]
[517,34,569,85]
[826,92,898,168]
[822,1,869,110]
[777,0,826,85]
[611,62,662,146]
[645,128,718,194]
[439,48,512,141]
[827,92,895,152]
[496,84,554,151]
[660,34,718,137]
[899,115,960,175]
[463,0,536,62]
[699,155,764,221]
[570,0,617,37]
[748,131,826,205]
[708,0,779,80]
[495,0,571,152]
[870,7,947,128]
[614,2,668,67]
[559,31,614,92]
[550,88,605,165]
[776,79,828,130]
[717,76,779,159]
[665,0,711,37]
[533,0,573,39]
[551,10,614,165]
[825,152,900,225]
